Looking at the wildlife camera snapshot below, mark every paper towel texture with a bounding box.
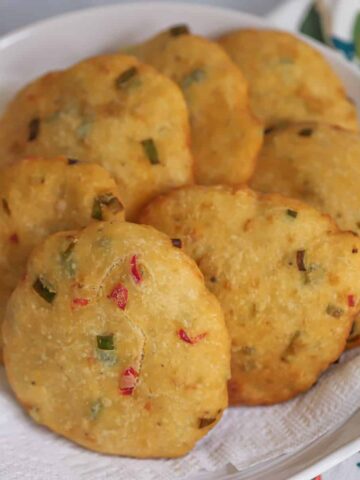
[1,351,360,479]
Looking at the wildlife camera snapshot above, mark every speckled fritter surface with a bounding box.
[250,123,360,232]
[0,156,124,362]
[218,29,359,131]
[139,186,360,405]
[130,26,263,185]
[3,221,230,457]
[250,123,360,349]
[0,54,193,219]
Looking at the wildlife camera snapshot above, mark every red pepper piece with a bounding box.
[178,329,207,345]
[130,255,142,283]
[348,294,356,307]
[123,366,139,377]
[120,387,134,396]
[9,233,19,244]
[119,366,139,395]
[108,283,128,310]
[72,298,89,307]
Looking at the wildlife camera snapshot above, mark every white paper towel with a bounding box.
[1,349,360,479]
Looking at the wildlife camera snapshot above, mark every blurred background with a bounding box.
[1,0,358,66]
[0,0,284,36]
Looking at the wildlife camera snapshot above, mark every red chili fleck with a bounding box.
[108,283,128,310]
[348,294,356,307]
[124,366,139,377]
[178,329,207,345]
[119,366,139,396]
[120,387,134,396]
[9,233,19,244]
[130,255,142,283]
[72,298,89,307]
[313,476,322,480]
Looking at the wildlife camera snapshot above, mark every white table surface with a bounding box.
[0,1,359,479]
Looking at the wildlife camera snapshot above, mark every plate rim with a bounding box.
[1,0,360,82]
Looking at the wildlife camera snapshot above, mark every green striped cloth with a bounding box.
[269,0,360,67]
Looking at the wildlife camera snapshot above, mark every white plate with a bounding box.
[0,3,359,480]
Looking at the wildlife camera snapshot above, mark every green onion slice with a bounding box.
[169,25,190,36]
[298,128,313,137]
[33,277,56,303]
[115,67,138,88]
[286,209,298,218]
[92,198,103,220]
[141,138,159,165]
[60,239,77,277]
[98,193,124,214]
[2,198,10,215]
[96,334,114,350]
[92,193,124,220]
[326,304,344,318]
[28,118,40,141]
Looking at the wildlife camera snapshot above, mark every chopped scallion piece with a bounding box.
[60,239,77,277]
[326,304,344,318]
[96,334,114,350]
[28,118,40,141]
[33,277,56,303]
[68,158,79,165]
[92,193,124,220]
[169,24,190,36]
[98,193,124,214]
[92,198,103,220]
[264,126,275,135]
[141,138,159,165]
[115,67,138,88]
[281,330,301,362]
[2,198,10,216]
[298,128,313,137]
[286,209,298,218]
[107,196,123,213]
